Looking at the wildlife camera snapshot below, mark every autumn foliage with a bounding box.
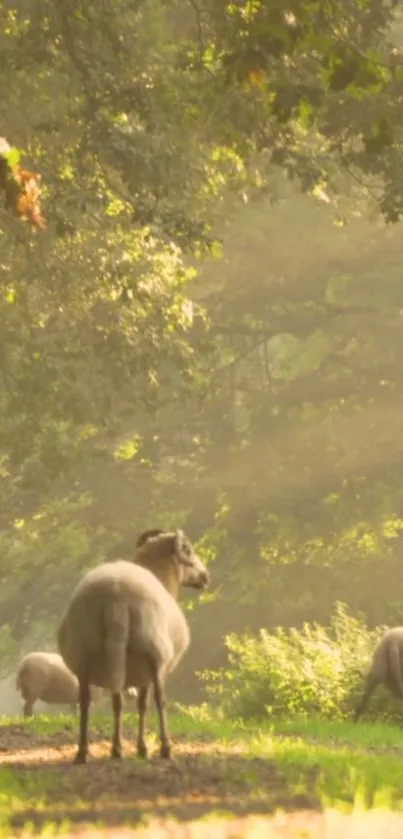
[0,137,46,230]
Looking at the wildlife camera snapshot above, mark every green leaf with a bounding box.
[1,146,21,167]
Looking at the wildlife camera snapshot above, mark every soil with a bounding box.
[1,724,403,838]
[0,722,317,831]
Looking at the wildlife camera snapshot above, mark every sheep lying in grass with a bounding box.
[16,652,137,716]
[354,627,403,721]
[58,528,209,764]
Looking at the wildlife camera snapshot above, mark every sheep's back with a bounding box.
[58,560,190,688]
[370,627,403,677]
[381,627,403,644]
[17,652,78,703]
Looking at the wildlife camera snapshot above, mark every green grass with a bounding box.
[175,705,403,808]
[1,706,403,834]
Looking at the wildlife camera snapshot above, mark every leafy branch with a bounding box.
[0,138,46,231]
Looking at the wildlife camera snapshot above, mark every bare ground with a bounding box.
[1,724,403,838]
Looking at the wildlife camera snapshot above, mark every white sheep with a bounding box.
[16,651,81,716]
[58,528,209,763]
[16,651,137,716]
[354,626,403,721]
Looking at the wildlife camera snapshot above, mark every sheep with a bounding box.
[57,528,209,764]
[354,627,403,721]
[16,652,137,716]
[111,529,164,700]
[16,651,82,716]
[135,528,164,548]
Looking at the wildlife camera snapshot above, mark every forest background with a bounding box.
[2,0,403,705]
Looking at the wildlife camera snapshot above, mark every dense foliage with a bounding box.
[200,603,403,724]
[2,0,403,689]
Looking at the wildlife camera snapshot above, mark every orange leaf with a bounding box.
[246,68,264,86]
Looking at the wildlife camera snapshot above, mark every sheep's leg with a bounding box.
[353,676,378,722]
[74,677,91,764]
[111,692,123,759]
[23,699,33,717]
[151,670,171,760]
[136,686,150,759]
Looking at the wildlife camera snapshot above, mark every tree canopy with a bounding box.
[1,0,403,693]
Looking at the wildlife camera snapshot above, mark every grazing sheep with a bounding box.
[58,528,209,764]
[354,627,403,721]
[16,652,81,716]
[16,652,137,716]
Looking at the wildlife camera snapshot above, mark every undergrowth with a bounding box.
[198,602,403,724]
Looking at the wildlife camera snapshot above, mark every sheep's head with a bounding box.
[134,528,210,595]
[172,529,210,591]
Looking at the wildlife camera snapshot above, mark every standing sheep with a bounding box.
[354,627,403,721]
[58,529,209,764]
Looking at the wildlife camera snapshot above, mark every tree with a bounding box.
[190,0,403,221]
[1,0,403,689]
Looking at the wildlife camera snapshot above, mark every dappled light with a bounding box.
[3,0,403,834]
[0,717,316,830]
[2,712,403,836]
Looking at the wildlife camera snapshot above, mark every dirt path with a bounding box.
[0,722,318,831]
[2,724,403,838]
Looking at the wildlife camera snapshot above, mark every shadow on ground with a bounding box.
[0,725,321,831]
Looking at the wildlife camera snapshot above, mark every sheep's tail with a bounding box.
[103,582,129,693]
[15,670,21,692]
[388,639,403,699]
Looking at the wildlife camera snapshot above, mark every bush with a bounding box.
[198,602,403,724]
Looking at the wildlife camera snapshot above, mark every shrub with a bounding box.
[198,602,403,723]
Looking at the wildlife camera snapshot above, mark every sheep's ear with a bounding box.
[174,529,194,567]
[174,529,185,555]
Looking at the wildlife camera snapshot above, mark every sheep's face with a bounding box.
[174,529,210,591]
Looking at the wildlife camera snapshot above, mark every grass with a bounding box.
[1,706,403,835]
[175,706,403,808]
